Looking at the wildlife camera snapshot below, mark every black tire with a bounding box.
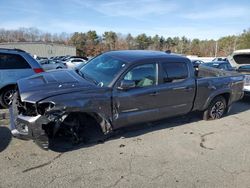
[0,86,16,108]
[56,67,62,69]
[203,96,227,120]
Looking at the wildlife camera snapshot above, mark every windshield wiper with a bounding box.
[85,75,98,85]
[78,71,98,85]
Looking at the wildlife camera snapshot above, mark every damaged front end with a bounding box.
[10,91,113,150]
[9,69,113,150]
[10,92,66,149]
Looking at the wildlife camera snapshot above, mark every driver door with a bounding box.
[112,62,161,129]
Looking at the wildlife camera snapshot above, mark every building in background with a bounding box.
[0,42,76,57]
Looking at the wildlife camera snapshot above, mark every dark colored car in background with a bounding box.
[191,59,204,68]
[10,50,244,149]
[201,61,234,71]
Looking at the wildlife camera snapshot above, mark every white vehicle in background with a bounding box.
[65,58,87,69]
[39,59,67,71]
[228,49,250,96]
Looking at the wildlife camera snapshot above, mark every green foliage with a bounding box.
[103,31,117,50]
[66,28,250,56]
[238,29,250,49]
[1,27,250,57]
[135,33,151,49]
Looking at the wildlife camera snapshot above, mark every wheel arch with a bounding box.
[0,84,17,94]
[62,111,113,134]
[203,91,231,111]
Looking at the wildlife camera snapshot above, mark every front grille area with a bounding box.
[13,91,38,117]
[12,91,38,134]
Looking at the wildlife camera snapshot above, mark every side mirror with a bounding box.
[118,80,135,90]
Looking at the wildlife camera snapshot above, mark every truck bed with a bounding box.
[193,66,244,111]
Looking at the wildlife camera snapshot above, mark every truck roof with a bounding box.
[105,50,186,63]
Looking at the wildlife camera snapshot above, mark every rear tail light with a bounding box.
[33,68,44,73]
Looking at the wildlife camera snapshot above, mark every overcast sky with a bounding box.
[0,0,249,39]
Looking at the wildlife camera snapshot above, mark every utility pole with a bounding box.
[233,36,238,51]
[215,40,218,57]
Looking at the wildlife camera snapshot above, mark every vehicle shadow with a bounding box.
[35,99,250,152]
[50,97,250,153]
[49,112,202,152]
[0,126,12,152]
[228,97,250,115]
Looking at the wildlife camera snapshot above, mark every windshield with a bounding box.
[79,54,127,87]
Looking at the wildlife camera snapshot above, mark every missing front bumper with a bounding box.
[9,107,50,149]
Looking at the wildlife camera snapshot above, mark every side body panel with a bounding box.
[193,75,244,111]
[111,57,197,129]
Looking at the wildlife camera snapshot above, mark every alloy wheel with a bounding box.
[3,89,16,106]
[210,101,225,119]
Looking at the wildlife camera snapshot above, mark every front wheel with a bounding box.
[203,96,226,120]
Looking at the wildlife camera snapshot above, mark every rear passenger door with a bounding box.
[0,53,34,87]
[156,61,196,119]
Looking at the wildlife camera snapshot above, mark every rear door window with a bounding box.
[0,53,31,69]
[161,62,188,83]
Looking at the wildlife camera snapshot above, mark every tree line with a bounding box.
[0,27,249,57]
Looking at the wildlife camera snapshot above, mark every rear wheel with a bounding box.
[203,96,226,120]
[0,86,16,108]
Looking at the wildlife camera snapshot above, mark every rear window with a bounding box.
[0,53,31,69]
[162,62,188,83]
[234,54,250,64]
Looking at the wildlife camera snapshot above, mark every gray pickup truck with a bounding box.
[10,50,244,149]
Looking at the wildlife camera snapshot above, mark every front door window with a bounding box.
[123,63,157,88]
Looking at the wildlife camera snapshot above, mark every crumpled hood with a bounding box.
[17,69,98,103]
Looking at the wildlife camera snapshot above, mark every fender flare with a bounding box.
[202,89,231,111]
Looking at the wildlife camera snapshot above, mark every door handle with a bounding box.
[149,91,159,96]
[208,85,216,90]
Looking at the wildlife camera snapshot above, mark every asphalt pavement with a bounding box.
[0,99,250,188]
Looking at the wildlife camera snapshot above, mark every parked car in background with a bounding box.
[212,57,227,61]
[35,56,48,61]
[0,48,44,108]
[39,59,67,71]
[228,49,250,96]
[191,59,204,68]
[65,58,87,69]
[201,61,234,71]
[10,50,244,149]
[62,56,88,62]
[75,62,87,73]
[60,55,71,61]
